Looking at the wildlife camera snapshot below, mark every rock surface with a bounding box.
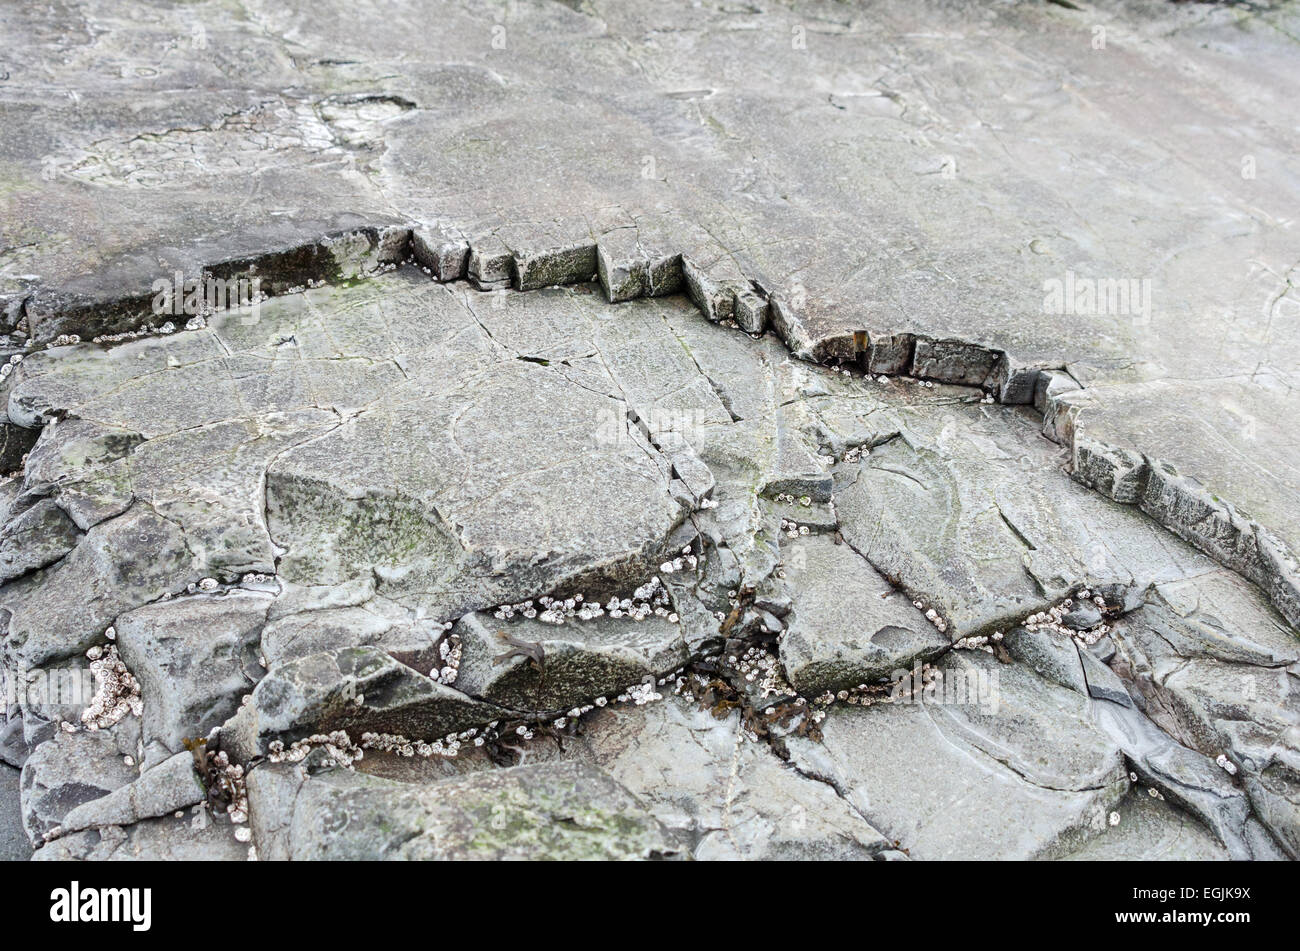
[0,764,31,861]
[3,270,1295,861]
[776,533,947,694]
[785,652,1131,860]
[252,760,678,860]
[1060,789,1230,862]
[0,0,1296,862]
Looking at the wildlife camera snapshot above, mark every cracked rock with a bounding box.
[57,748,205,835]
[3,275,1294,861]
[573,693,891,860]
[33,810,247,861]
[453,610,687,714]
[20,719,140,844]
[115,593,269,767]
[785,651,1128,860]
[221,647,500,761]
[776,533,947,695]
[0,1,1296,863]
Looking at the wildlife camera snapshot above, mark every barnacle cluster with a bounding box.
[361,727,480,759]
[659,544,704,576]
[727,644,792,699]
[77,643,143,731]
[267,731,365,768]
[180,572,276,597]
[434,631,461,684]
[0,353,22,382]
[1022,589,1113,646]
[491,574,679,624]
[617,681,663,705]
[772,493,811,506]
[780,518,810,538]
[909,598,950,636]
[954,630,1003,652]
[91,315,207,345]
[207,749,249,825]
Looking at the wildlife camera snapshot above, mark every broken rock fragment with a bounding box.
[575,693,892,860]
[2,505,202,669]
[114,592,270,767]
[776,533,947,695]
[785,651,1128,860]
[454,609,686,714]
[20,719,141,844]
[0,498,81,583]
[409,226,469,282]
[221,647,501,761]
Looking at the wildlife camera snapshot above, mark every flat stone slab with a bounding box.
[574,694,891,860]
[252,760,678,860]
[776,533,948,694]
[1061,789,1229,861]
[785,651,1129,860]
[115,592,270,767]
[834,400,1221,639]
